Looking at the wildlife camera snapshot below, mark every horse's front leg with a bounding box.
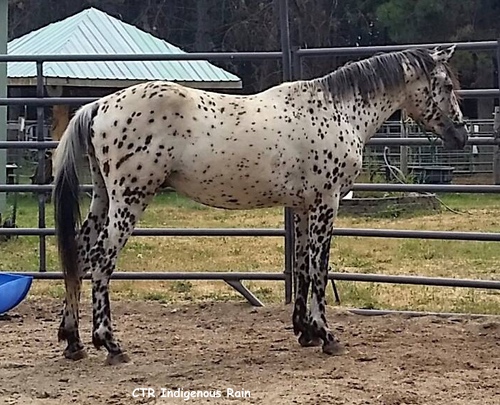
[307,195,344,355]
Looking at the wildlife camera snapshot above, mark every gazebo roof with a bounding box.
[7,7,242,89]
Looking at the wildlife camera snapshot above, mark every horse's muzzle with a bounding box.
[443,122,468,150]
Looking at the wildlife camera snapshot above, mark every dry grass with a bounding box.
[1,192,500,314]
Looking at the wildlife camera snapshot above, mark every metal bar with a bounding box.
[0,41,496,63]
[0,89,496,106]
[0,141,58,148]
[348,308,499,319]
[15,271,285,280]
[285,47,302,304]
[330,278,341,305]
[492,106,500,184]
[0,184,93,191]
[3,182,500,193]
[291,46,302,81]
[458,89,500,98]
[0,227,285,236]
[0,0,6,218]
[295,41,498,57]
[1,136,499,149]
[279,0,292,82]
[330,228,500,241]
[493,39,500,185]
[366,137,500,146]
[35,62,46,272]
[8,271,500,290]
[496,38,500,92]
[225,280,264,307]
[278,0,294,306]
[5,226,500,242]
[351,183,500,192]
[330,272,500,289]
[0,97,96,106]
[0,51,284,62]
[400,111,408,176]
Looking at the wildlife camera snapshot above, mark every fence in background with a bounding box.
[364,119,496,177]
[1,0,500,312]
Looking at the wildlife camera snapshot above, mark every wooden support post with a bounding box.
[493,107,500,185]
[51,104,70,141]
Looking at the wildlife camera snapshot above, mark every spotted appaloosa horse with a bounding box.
[53,45,468,365]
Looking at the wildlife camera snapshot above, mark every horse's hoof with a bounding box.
[298,334,322,347]
[63,348,87,361]
[57,328,66,342]
[322,341,346,356]
[105,352,131,366]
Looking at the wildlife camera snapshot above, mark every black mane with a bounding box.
[310,48,441,102]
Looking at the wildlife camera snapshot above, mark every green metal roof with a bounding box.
[7,7,241,89]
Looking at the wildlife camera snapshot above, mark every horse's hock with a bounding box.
[339,193,441,217]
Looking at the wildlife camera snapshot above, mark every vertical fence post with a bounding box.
[497,38,500,94]
[292,46,302,80]
[400,110,408,176]
[289,46,303,302]
[278,0,294,304]
[0,0,7,220]
[36,61,47,272]
[494,38,500,185]
[493,106,500,184]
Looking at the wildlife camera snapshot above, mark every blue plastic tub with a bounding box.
[0,273,33,315]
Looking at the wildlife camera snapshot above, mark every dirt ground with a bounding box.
[0,298,499,405]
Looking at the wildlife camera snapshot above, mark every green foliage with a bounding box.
[375,0,500,91]
[376,0,478,43]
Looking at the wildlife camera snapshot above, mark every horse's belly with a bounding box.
[167,172,299,210]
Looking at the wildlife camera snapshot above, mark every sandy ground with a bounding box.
[0,297,499,405]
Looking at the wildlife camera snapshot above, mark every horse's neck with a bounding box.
[340,90,406,146]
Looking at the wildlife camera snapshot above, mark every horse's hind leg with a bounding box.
[58,150,109,360]
[89,195,153,365]
[292,209,321,347]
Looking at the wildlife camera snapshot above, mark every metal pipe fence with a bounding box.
[4,225,500,242]
[1,0,500,312]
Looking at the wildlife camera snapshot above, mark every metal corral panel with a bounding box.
[7,7,241,88]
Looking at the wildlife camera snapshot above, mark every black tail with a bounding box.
[53,102,98,287]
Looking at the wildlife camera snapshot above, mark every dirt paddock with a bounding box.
[0,297,499,405]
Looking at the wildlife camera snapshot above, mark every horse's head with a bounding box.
[404,45,468,150]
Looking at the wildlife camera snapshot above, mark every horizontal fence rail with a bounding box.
[1,137,499,150]
[11,271,500,290]
[3,183,500,193]
[3,226,500,242]
[295,41,499,57]
[0,40,496,63]
[0,51,284,62]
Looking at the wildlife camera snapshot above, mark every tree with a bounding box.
[376,0,500,118]
[7,0,500,107]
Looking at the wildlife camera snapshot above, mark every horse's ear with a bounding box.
[431,45,456,62]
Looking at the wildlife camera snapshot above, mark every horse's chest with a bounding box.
[328,150,362,192]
